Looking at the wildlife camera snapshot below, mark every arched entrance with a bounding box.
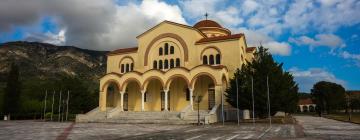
[144,78,164,111]
[192,74,216,110]
[123,80,141,111]
[106,83,119,108]
[168,76,190,111]
[309,105,315,112]
[303,106,309,112]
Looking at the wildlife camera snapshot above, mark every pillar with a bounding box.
[120,91,125,111]
[141,90,146,111]
[99,91,106,111]
[164,89,169,111]
[214,86,223,107]
[189,88,194,111]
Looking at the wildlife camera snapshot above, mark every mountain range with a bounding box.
[0,41,108,82]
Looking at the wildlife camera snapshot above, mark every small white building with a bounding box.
[298,98,316,112]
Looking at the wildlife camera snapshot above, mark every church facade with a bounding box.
[77,19,255,124]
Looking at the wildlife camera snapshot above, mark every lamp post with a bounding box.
[193,95,203,125]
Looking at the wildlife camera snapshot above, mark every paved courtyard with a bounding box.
[295,116,360,140]
[0,116,359,140]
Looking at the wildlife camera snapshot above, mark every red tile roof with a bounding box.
[246,47,256,52]
[107,47,138,55]
[195,33,244,44]
[298,98,314,105]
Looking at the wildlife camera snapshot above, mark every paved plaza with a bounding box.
[295,116,360,140]
[0,116,359,139]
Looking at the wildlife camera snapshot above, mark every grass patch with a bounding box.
[324,113,360,124]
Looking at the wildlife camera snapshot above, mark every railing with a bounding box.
[107,107,121,118]
[205,104,220,124]
[180,104,192,119]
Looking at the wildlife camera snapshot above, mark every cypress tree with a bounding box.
[3,63,21,119]
[226,46,299,118]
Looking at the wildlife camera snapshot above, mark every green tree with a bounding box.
[226,46,299,118]
[3,63,22,118]
[311,81,346,114]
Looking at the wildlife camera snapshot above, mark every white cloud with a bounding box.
[262,41,291,56]
[0,0,186,51]
[237,28,291,56]
[339,51,360,67]
[289,34,345,51]
[242,0,259,15]
[284,0,360,32]
[289,67,346,92]
[341,51,360,61]
[25,29,66,45]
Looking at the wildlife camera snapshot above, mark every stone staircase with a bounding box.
[182,110,209,124]
[76,106,218,124]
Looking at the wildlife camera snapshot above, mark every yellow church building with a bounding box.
[76,19,255,124]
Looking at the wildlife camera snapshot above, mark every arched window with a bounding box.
[170,46,174,54]
[164,59,169,69]
[164,43,169,55]
[159,48,163,56]
[125,63,130,72]
[176,58,180,67]
[121,64,124,73]
[202,55,208,64]
[153,61,157,69]
[209,55,214,65]
[159,60,163,69]
[170,59,174,68]
[216,54,221,64]
[130,63,134,71]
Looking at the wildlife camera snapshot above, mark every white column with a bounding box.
[120,91,125,111]
[164,89,169,111]
[189,88,194,111]
[141,90,146,111]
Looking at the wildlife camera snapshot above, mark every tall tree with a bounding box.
[226,46,299,118]
[3,63,22,118]
[311,81,346,114]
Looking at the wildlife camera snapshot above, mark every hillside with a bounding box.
[0,41,108,82]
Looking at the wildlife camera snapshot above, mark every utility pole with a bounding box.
[61,99,64,122]
[51,90,55,121]
[43,90,47,121]
[251,76,255,126]
[58,90,62,122]
[266,76,272,128]
[222,89,225,125]
[236,76,239,126]
[66,90,70,121]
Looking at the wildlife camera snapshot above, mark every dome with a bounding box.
[193,20,231,37]
[193,20,223,29]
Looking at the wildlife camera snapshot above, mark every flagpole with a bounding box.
[58,90,62,122]
[251,76,255,126]
[43,90,47,121]
[266,76,272,128]
[66,90,69,121]
[236,76,239,126]
[221,87,224,125]
[51,90,55,121]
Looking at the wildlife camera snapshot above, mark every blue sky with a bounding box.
[0,0,359,92]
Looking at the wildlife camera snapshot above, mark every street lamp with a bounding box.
[193,95,203,125]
